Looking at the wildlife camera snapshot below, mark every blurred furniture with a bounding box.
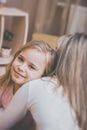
[32,33,58,49]
[0,65,6,75]
[0,7,28,62]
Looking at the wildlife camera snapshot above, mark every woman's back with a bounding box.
[0,77,79,130]
[27,77,78,130]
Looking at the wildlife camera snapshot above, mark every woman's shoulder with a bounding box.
[21,77,58,99]
[29,76,57,87]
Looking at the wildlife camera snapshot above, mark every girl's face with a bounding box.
[11,49,46,85]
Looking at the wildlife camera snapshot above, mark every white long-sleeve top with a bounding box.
[0,77,79,130]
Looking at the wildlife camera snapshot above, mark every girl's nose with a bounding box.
[18,63,27,71]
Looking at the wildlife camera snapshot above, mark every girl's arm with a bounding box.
[0,83,29,130]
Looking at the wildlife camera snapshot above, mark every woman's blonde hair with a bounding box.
[56,33,87,130]
[0,40,57,89]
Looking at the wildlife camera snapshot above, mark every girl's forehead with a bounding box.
[21,48,37,52]
[19,48,46,58]
[20,48,45,55]
[18,48,46,66]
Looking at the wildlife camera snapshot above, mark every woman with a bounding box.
[0,40,57,130]
[56,33,87,130]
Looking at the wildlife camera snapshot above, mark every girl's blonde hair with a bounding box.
[56,33,87,130]
[0,40,57,89]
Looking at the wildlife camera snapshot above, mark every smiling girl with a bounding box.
[0,40,57,129]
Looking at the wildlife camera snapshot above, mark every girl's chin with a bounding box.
[12,78,24,85]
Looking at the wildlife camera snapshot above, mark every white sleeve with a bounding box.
[0,82,29,130]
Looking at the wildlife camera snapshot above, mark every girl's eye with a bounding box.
[17,56,24,62]
[28,65,36,70]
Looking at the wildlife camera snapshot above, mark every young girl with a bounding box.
[0,40,57,129]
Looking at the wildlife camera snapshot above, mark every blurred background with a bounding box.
[4,0,87,41]
[0,0,87,129]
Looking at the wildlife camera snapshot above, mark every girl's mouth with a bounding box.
[14,69,25,78]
